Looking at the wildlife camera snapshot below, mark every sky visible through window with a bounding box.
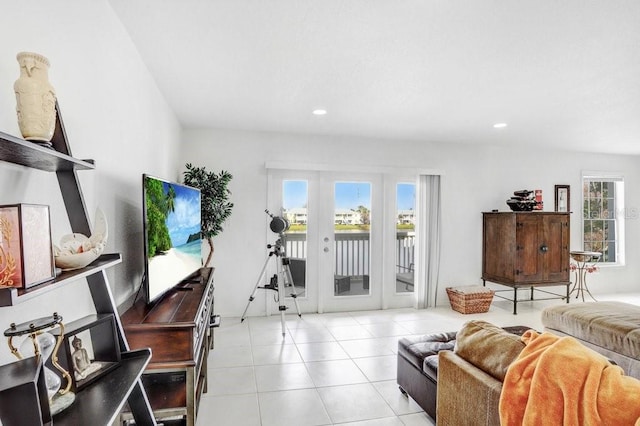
[283,181,415,210]
[334,182,371,209]
[283,181,308,209]
[397,183,415,210]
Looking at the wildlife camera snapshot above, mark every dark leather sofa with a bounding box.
[396,331,457,420]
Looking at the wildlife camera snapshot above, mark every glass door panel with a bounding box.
[283,180,308,297]
[396,183,416,293]
[333,182,371,297]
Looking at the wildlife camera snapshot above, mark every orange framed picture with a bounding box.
[0,204,55,288]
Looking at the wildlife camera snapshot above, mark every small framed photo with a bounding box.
[52,314,121,392]
[554,185,570,212]
[0,204,55,289]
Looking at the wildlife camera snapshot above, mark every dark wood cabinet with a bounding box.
[482,212,570,314]
[121,268,215,426]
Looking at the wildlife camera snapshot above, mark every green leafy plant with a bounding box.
[183,163,233,267]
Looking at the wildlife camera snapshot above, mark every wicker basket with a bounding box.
[446,286,495,314]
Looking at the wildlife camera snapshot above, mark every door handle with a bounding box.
[323,247,329,253]
[540,245,548,253]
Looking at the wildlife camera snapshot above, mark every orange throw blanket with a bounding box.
[499,330,640,426]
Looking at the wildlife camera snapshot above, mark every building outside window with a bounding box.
[582,173,625,265]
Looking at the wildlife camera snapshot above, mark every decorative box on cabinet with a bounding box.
[0,103,157,425]
[481,211,570,314]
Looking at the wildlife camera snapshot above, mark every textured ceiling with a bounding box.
[108,0,640,154]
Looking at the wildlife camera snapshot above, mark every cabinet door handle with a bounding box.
[540,245,548,253]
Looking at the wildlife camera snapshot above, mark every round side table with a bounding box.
[569,251,601,302]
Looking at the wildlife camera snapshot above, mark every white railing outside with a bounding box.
[283,231,415,277]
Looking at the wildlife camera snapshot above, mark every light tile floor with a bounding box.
[197,292,640,426]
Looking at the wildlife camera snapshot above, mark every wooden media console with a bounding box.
[120,267,216,425]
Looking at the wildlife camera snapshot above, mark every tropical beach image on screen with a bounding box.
[144,176,202,302]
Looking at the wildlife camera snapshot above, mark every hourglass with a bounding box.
[4,312,75,415]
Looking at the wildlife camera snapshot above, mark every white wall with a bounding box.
[181,128,640,317]
[0,3,638,369]
[0,1,181,365]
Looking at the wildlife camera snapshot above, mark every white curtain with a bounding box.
[415,175,441,308]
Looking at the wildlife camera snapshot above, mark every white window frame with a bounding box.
[581,171,625,266]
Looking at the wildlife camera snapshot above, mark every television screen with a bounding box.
[142,174,202,303]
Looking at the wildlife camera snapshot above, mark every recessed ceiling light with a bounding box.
[493,123,508,129]
[313,109,327,116]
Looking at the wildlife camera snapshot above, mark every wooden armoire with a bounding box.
[481,211,570,313]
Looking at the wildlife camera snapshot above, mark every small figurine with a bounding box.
[71,336,103,381]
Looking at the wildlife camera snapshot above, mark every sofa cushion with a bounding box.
[423,354,440,379]
[454,320,526,382]
[398,332,457,377]
[541,301,640,359]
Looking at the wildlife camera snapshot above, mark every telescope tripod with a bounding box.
[240,237,301,336]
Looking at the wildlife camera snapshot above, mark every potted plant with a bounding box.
[183,163,233,267]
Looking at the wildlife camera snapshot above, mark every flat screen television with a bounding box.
[142,174,203,304]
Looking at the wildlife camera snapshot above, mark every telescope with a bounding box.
[240,209,301,336]
[265,209,290,234]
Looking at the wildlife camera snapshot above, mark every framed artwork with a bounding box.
[52,314,121,392]
[554,185,570,213]
[0,204,55,289]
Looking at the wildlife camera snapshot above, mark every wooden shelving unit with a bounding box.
[0,104,157,425]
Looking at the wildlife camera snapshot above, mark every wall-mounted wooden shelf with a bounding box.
[0,131,94,172]
[0,254,122,307]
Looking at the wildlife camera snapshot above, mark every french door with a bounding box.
[267,167,416,313]
[317,172,382,312]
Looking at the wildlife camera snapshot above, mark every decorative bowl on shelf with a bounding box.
[506,198,537,211]
[54,208,108,271]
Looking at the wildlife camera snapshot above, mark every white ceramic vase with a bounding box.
[14,52,57,142]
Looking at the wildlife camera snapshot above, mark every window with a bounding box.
[396,183,416,293]
[582,173,625,264]
[282,180,308,296]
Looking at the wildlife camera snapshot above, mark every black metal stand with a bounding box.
[240,236,301,336]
